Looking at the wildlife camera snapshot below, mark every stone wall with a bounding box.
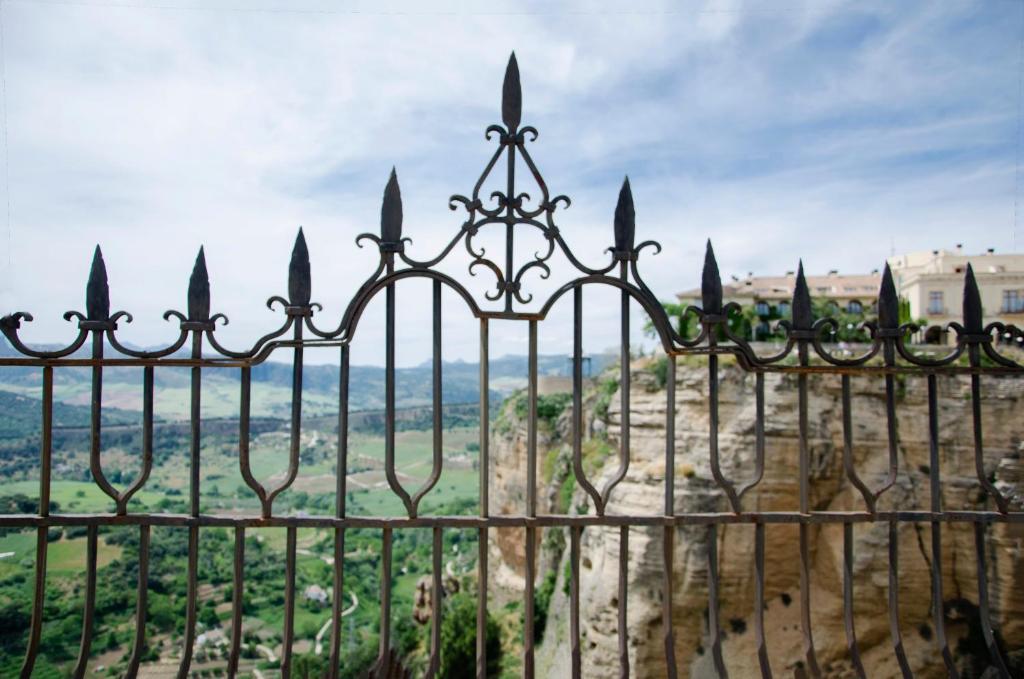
[489,356,1024,678]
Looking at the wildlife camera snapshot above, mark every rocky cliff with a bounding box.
[488,356,1024,678]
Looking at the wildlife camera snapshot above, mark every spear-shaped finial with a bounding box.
[188,246,211,321]
[792,261,812,330]
[613,177,635,253]
[86,245,110,321]
[877,263,898,329]
[289,228,311,307]
[381,168,403,243]
[502,52,522,131]
[963,263,983,333]
[702,240,723,315]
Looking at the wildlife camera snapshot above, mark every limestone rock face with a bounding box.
[489,359,1024,678]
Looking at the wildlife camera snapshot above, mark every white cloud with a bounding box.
[0,0,1020,365]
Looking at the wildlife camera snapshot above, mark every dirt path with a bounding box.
[313,592,359,655]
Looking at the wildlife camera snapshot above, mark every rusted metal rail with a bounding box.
[2,53,1022,678]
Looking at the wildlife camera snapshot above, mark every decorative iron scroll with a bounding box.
[0,53,1022,679]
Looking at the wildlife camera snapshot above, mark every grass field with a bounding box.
[0,530,123,578]
[0,413,486,676]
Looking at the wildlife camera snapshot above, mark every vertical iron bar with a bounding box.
[888,520,912,677]
[282,525,297,678]
[238,367,264,511]
[479,318,490,514]
[974,522,1010,676]
[708,349,739,512]
[665,356,676,518]
[527,320,537,516]
[329,527,344,679]
[125,524,151,679]
[88,332,106,502]
[278,319,304,508]
[797,343,822,678]
[754,522,771,678]
[72,525,98,679]
[383,262,411,514]
[708,524,727,677]
[524,319,538,678]
[189,332,201,517]
[20,366,52,678]
[607,264,631,509]
[431,280,443,503]
[378,526,393,676]
[227,527,244,679]
[618,525,629,679]
[127,366,155,514]
[176,525,199,679]
[616,269,630,679]
[883,345,900,498]
[477,527,488,679]
[330,344,349,679]
[753,371,770,678]
[178,330,203,679]
[428,526,443,678]
[843,522,866,678]
[664,355,678,679]
[570,524,582,679]
[477,318,489,679]
[927,374,958,676]
[336,345,349,519]
[19,527,48,679]
[39,366,52,516]
[524,525,536,678]
[969,346,1008,511]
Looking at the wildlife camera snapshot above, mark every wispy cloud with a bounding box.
[0,0,1021,364]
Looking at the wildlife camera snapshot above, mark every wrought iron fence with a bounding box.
[1,53,1023,679]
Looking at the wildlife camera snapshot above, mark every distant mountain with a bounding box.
[0,390,138,439]
[0,339,614,418]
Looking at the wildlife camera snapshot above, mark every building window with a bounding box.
[847,300,863,314]
[755,322,771,340]
[754,301,770,316]
[1003,290,1023,313]
[928,291,944,315]
[776,301,790,317]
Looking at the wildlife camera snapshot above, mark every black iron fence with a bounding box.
[1,53,1022,679]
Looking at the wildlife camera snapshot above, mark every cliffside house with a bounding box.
[676,270,882,340]
[676,245,1024,345]
[888,245,1024,344]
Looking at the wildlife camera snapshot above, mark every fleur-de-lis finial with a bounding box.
[381,168,403,244]
[792,261,812,330]
[613,177,635,253]
[963,263,983,333]
[289,228,311,307]
[502,51,522,132]
[702,239,723,315]
[188,246,211,321]
[86,245,110,321]
[877,263,898,329]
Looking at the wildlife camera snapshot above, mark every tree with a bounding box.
[643,301,698,341]
[293,652,329,679]
[439,592,501,678]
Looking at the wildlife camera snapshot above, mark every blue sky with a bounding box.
[0,0,1021,364]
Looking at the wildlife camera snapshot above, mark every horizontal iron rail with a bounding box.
[0,511,1020,528]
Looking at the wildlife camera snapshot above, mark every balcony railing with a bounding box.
[1,53,1022,679]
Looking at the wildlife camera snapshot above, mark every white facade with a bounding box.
[888,246,1024,343]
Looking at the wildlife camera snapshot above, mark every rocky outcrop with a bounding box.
[489,357,1024,678]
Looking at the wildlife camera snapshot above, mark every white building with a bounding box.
[888,246,1024,344]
